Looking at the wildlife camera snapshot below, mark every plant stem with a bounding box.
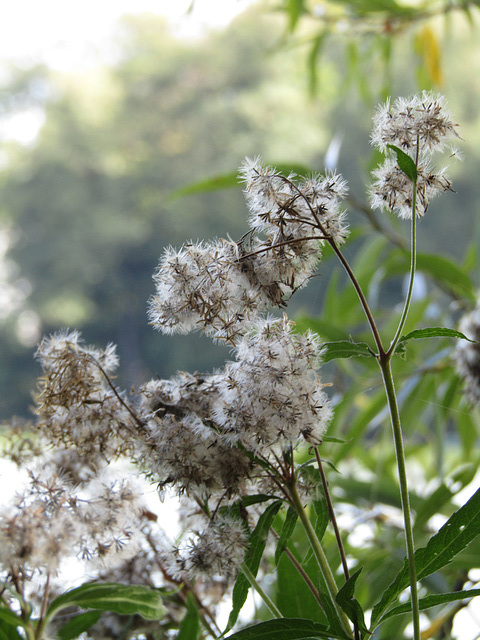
[378,356,420,640]
[287,480,353,638]
[387,179,418,357]
[315,449,350,582]
[239,562,283,619]
[270,527,324,610]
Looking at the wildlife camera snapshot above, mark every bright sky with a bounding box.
[0,0,253,144]
[0,0,253,70]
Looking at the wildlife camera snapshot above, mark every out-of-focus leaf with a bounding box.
[225,617,346,639]
[286,0,307,31]
[382,251,476,301]
[177,593,200,640]
[0,607,28,630]
[46,583,167,623]
[308,32,327,96]
[380,588,480,621]
[169,163,312,200]
[415,25,443,86]
[414,464,477,532]
[56,611,102,640]
[416,253,476,301]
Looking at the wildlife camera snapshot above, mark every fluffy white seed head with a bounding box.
[371,92,458,155]
[369,157,452,219]
[455,303,480,405]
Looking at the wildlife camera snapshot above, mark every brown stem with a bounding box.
[314,449,350,581]
[238,234,328,262]
[270,527,324,610]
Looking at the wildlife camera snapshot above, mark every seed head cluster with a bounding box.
[149,159,349,343]
[455,302,480,405]
[35,331,137,464]
[370,91,458,218]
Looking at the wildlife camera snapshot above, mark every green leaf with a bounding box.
[0,621,23,640]
[307,32,326,97]
[225,617,343,639]
[335,569,368,635]
[46,582,167,625]
[169,172,238,199]
[275,507,298,565]
[240,495,278,508]
[416,253,476,301]
[169,163,311,200]
[387,144,417,181]
[0,607,28,630]
[56,610,102,640]
[397,327,475,350]
[380,588,480,621]
[322,340,375,363]
[286,0,306,31]
[321,436,349,445]
[177,593,200,640]
[371,487,480,628]
[227,500,283,631]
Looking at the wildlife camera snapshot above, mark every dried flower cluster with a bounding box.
[370,91,458,218]
[0,470,145,586]
[455,302,480,405]
[35,331,138,465]
[149,159,348,342]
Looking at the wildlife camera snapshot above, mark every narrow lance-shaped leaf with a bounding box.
[226,500,283,631]
[380,588,480,622]
[275,506,298,565]
[397,327,475,351]
[335,569,369,635]
[225,617,345,640]
[371,488,480,628]
[45,582,167,625]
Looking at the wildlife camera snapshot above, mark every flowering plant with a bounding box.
[1,92,480,640]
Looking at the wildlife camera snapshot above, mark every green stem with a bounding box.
[387,179,418,357]
[288,480,353,638]
[239,562,283,619]
[379,356,420,640]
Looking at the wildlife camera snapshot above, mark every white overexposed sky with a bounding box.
[0,0,254,144]
[0,0,254,70]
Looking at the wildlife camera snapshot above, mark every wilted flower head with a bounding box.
[35,331,137,462]
[370,92,458,219]
[164,514,248,581]
[0,472,145,579]
[213,316,332,453]
[370,157,452,219]
[149,240,272,342]
[136,376,253,497]
[455,303,480,405]
[371,92,458,155]
[241,157,349,246]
